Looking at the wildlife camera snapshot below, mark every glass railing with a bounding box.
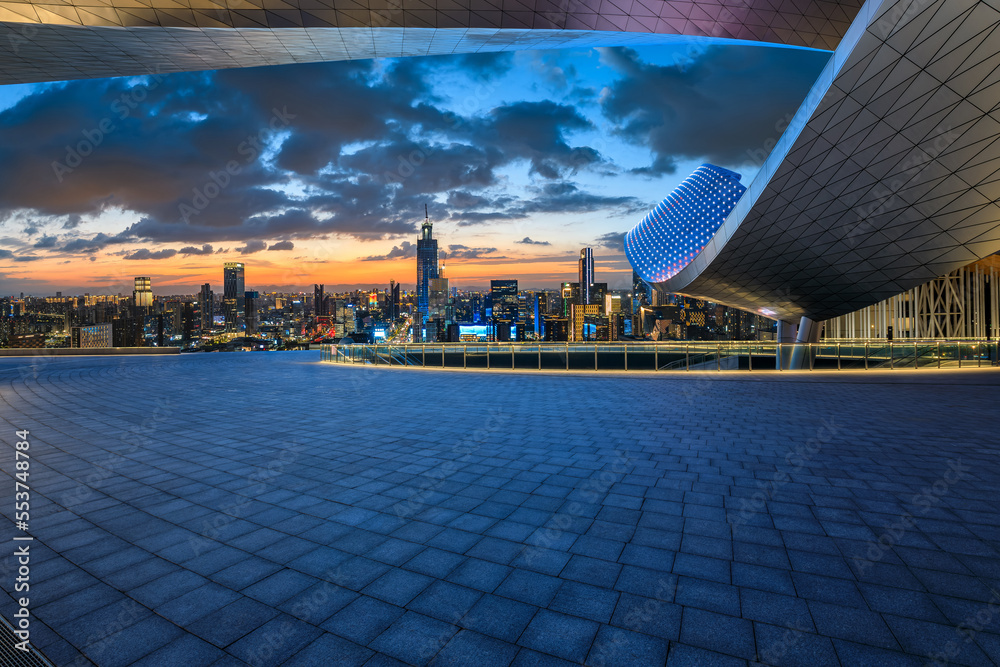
[319,341,999,372]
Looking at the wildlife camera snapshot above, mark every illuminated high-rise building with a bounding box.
[199,283,213,332]
[245,291,259,335]
[579,248,594,305]
[416,211,439,322]
[490,280,518,321]
[388,280,400,320]
[561,282,579,317]
[223,262,245,331]
[314,284,325,316]
[133,277,153,308]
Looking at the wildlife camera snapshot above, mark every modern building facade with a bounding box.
[490,280,518,321]
[223,262,245,331]
[626,164,747,285]
[132,276,152,308]
[0,1,864,86]
[416,219,438,322]
[71,322,112,348]
[655,0,1000,340]
[388,280,400,321]
[198,283,213,332]
[314,284,325,317]
[244,290,258,335]
[578,248,594,306]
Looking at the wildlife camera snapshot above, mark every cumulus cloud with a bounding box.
[599,45,829,174]
[268,240,294,251]
[595,231,628,251]
[360,241,417,262]
[178,244,214,255]
[124,248,179,260]
[445,244,500,259]
[237,240,267,255]
[515,237,551,245]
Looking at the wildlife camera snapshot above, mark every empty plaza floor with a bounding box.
[2,351,1000,666]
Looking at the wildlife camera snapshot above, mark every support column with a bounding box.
[776,320,798,370]
[789,317,822,369]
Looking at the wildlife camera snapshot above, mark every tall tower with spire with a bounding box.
[416,204,439,322]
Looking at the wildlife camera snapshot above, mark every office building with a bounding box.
[561,282,579,317]
[133,277,153,309]
[570,303,601,342]
[388,280,400,321]
[490,280,518,321]
[579,248,594,305]
[199,283,213,332]
[223,262,245,331]
[71,322,112,348]
[245,291,258,335]
[314,284,325,316]
[416,214,439,323]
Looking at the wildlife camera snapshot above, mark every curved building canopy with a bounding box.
[651,0,1000,323]
[0,0,863,84]
[627,164,746,284]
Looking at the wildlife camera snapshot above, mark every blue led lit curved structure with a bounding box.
[627,164,746,285]
[636,0,1000,324]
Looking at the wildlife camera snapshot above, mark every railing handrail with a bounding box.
[318,340,998,372]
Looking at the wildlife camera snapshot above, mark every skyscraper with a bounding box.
[388,280,400,320]
[199,283,213,332]
[490,280,518,321]
[314,284,325,316]
[561,282,579,317]
[632,271,651,312]
[133,277,153,308]
[223,262,245,331]
[244,291,258,335]
[579,248,594,305]
[416,209,438,322]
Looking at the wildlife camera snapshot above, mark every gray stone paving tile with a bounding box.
[7,355,1000,667]
[226,613,322,665]
[186,596,280,648]
[281,632,373,666]
[433,629,520,667]
[460,594,538,643]
[680,608,755,661]
[753,622,839,667]
[369,611,459,664]
[131,633,225,667]
[323,595,405,644]
[407,580,482,623]
[518,608,600,663]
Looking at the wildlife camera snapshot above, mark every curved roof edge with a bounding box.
[659,0,1000,323]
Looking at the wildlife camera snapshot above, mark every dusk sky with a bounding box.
[0,42,830,296]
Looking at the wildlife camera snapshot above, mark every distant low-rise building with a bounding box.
[71,322,113,348]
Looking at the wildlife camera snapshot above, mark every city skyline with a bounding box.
[0,43,830,296]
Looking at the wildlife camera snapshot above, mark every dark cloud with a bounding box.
[179,244,214,255]
[360,241,417,262]
[595,231,627,251]
[125,248,178,260]
[0,249,13,259]
[599,45,830,174]
[515,237,551,246]
[268,240,294,251]
[455,182,644,226]
[445,244,499,259]
[0,46,816,263]
[237,240,267,255]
